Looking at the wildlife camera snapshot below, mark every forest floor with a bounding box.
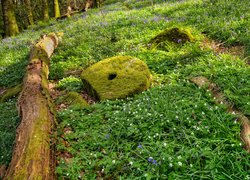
[0,0,250,179]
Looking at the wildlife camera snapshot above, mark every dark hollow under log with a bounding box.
[4,33,61,179]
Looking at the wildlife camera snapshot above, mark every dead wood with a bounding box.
[4,33,61,179]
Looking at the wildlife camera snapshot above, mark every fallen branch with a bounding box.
[190,76,250,152]
[0,84,22,103]
[4,33,62,179]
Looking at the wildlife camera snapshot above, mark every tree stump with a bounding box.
[4,33,61,179]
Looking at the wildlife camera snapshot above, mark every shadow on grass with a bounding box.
[0,55,29,88]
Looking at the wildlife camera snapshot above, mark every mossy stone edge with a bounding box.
[81,56,151,100]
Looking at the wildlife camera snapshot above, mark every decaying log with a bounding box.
[4,33,61,179]
[191,76,250,152]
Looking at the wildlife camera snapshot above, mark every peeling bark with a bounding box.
[4,33,61,179]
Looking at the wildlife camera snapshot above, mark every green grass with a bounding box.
[0,99,20,165]
[0,0,249,178]
[56,81,249,179]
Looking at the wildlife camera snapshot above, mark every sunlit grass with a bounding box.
[0,0,249,178]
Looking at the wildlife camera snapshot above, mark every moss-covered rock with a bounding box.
[149,27,194,50]
[81,56,151,100]
[56,91,88,107]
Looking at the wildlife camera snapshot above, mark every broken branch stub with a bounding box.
[4,33,61,179]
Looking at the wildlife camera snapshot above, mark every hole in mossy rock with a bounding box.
[108,73,117,80]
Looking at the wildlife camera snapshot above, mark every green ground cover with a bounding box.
[0,0,249,179]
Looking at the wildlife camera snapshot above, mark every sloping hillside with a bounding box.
[0,0,249,179]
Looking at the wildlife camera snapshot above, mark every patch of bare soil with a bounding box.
[201,38,246,58]
[81,90,97,105]
[190,76,250,152]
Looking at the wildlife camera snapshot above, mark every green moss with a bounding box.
[149,27,194,50]
[81,56,151,100]
[56,92,88,107]
[0,84,22,103]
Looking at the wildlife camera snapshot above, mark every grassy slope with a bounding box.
[0,0,249,178]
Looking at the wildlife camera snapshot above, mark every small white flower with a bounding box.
[190,164,193,167]
[177,156,182,159]
[129,161,133,165]
[112,160,116,164]
[163,142,167,146]
[178,162,182,166]
[169,163,173,167]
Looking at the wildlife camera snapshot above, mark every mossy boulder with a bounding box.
[149,27,194,50]
[56,91,88,107]
[81,56,151,100]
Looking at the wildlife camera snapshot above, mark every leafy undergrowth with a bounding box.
[0,99,20,165]
[0,0,249,178]
[56,81,249,179]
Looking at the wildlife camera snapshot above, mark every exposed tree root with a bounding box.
[4,33,62,179]
[191,76,250,152]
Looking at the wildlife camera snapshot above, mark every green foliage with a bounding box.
[56,76,83,92]
[81,56,151,100]
[0,99,20,165]
[0,0,249,178]
[56,82,250,179]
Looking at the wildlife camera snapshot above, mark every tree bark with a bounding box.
[1,0,19,36]
[4,33,61,179]
[43,0,49,21]
[53,0,61,18]
[24,0,34,25]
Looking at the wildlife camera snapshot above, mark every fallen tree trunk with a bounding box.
[4,33,61,179]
